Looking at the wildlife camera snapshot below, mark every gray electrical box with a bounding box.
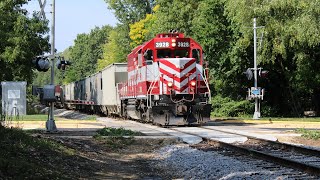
[43,85,56,102]
[1,81,27,116]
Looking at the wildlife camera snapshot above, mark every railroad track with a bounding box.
[171,126,320,178]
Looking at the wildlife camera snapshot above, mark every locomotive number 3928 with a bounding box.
[177,42,190,47]
[155,42,170,48]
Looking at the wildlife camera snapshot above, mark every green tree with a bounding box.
[0,0,50,83]
[151,0,201,35]
[105,0,155,24]
[192,0,238,96]
[103,0,320,116]
[129,5,159,48]
[97,25,130,70]
[64,26,112,83]
[101,0,156,70]
[223,0,320,115]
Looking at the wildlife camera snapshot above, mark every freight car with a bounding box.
[61,63,128,116]
[59,32,211,126]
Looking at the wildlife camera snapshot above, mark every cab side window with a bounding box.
[192,49,200,63]
[144,50,153,65]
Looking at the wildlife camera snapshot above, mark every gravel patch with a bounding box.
[152,144,303,180]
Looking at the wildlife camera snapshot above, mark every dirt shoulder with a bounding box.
[44,132,177,179]
[0,127,178,179]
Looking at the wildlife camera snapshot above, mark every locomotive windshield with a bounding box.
[157,49,189,58]
[174,50,188,58]
[157,49,171,58]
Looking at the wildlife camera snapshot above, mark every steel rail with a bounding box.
[204,138,320,176]
[172,127,320,176]
[199,126,320,157]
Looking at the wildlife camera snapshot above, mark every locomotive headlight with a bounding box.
[168,81,173,88]
[172,39,176,43]
[190,81,196,87]
[172,43,176,47]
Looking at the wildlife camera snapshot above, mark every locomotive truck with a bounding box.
[59,32,212,126]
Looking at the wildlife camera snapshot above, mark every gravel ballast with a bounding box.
[152,144,309,179]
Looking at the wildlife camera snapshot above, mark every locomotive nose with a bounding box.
[160,58,197,94]
[175,64,185,69]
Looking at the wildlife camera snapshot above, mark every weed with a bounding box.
[104,136,135,149]
[94,127,143,150]
[96,127,144,136]
[295,128,320,140]
[0,125,75,178]
[84,115,97,120]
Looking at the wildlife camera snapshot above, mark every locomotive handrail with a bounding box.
[147,73,160,108]
[202,69,211,104]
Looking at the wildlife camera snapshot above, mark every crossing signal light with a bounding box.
[56,57,72,70]
[259,70,269,78]
[243,68,253,80]
[32,56,50,72]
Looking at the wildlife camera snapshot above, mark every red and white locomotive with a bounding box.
[59,32,211,126]
[118,32,211,125]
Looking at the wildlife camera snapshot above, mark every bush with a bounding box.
[260,103,279,117]
[95,127,143,137]
[211,95,254,117]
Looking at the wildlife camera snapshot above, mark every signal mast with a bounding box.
[245,18,266,119]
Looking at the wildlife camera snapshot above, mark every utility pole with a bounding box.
[46,0,57,131]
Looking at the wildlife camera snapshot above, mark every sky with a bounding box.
[25,0,118,52]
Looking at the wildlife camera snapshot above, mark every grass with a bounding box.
[1,114,97,121]
[93,127,144,150]
[83,115,97,121]
[0,114,48,121]
[0,125,76,179]
[97,136,136,149]
[95,127,144,137]
[212,117,320,122]
[264,117,320,122]
[295,128,320,140]
[21,114,48,121]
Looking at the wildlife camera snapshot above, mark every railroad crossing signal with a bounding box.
[38,0,47,19]
[244,68,268,80]
[259,70,269,78]
[252,18,264,119]
[247,87,264,100]
[56,57,72,70]
[244,68,253,80]
[32,56,50,72]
